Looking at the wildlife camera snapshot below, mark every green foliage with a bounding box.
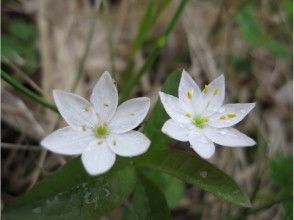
[4,70,253,219]
[143,70,184,208]
[4,158,136,220]
[124,171,170,220]
[270,154,293,219]
[144,170,184,208]
[236,5,290,59]
[1,19,39,73]
[144,70,181,151]
[136,149,252,207]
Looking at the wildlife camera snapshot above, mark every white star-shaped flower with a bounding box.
[159,70,256,159]
[41,71,151,175]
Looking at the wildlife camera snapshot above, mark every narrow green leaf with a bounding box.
[1,69,57,112]
[124,171,170,220]
[136,149,251,207]
[4,158,136,220]
[144,70,181,150]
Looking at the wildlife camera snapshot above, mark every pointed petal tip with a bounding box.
[181,69,189,76]
[102,70,112,78]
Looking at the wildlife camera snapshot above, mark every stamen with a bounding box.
[219,115,226,120]
[185,113,192,118]
[103,103,109,107]
[213,88,219,96]
[112,140,117,146]
[204,85,209,94]
[227,113,237,118]
[83,107,90,112]
[187,91,193,100]
[129,113,135,116]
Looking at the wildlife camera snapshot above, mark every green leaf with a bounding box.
[124,171,170,220]
[264,39,289,59]
[236,5,290,59]
[8,20,37,42]
[236,6,262,47]
[143,70,181,151]
[144,169,184,208]
[136,149,251,207]
[4,158,136,220]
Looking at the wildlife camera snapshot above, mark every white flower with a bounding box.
[41,71,151,175]
[159,70,256,159]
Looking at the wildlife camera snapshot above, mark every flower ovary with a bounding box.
[94,125,109,139]
[193,115,208,128]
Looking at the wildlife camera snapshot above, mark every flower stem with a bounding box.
[1,69,58,112]
[120,0,189,101]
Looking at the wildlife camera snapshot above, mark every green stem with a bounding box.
[120,0,188,101]
[1,69,57,112]
[102,0,116,78]
[72,15,96,91]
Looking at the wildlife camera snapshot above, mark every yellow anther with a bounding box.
[219,115,226,120]
[204,85,209,94]
[227,113,237,118]
[213,88,219,96]
[187,91,193,100]
[185,113,192,118]
[112,140,117,146]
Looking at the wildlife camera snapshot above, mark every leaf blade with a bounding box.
[4,158,136,220]
[136,149,251,207]
[124,170,170,220]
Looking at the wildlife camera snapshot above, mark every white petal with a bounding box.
[90,71,118,123]
[109,97,150,133]
[53,90,98,129]
[106,131,150,157]
[202,74,225,116]
[41,127,95,155]
[81,140,116,176]
[189,132,215,159]
[178,70,201,112]
[159,92,190,123]
[161,119,190,141]
[208,103,255,128]
[204,127,256,147]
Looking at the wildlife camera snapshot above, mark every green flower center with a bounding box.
[193,115,208,128]
[94,125,109,138]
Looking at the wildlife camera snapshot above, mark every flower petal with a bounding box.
[189,132,215,159]
[106,131,150,157]
[81,140,116,176]
[202,74,225,116]
[41,127,95,155]
[90,71,118,123]
[109,97,150,133]
[53,90,98,129]
[208,103,256,128]
[178,70,201,113]
[159,92,190,123]
[203,127,256,147]
[162,119,190,141]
